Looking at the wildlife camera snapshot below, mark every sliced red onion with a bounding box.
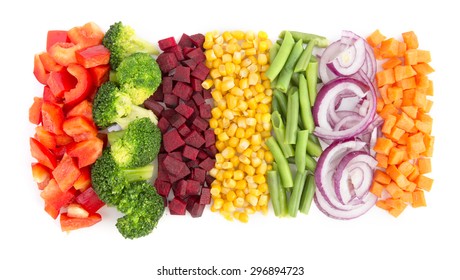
[327,37,366,77]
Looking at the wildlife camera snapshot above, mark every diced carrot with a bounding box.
[397,42,407,58]
[376,97,384,112]
[394,65,417,82]
[387,86,403,102]
[376,153,388,169]
[407,132,426,155]
[415,175,433,192]
[373,47,383,60]
[393,98,402,109]
[412,63,434,75]
[421,99,433,113]
[400,191,413,204]
[388,147,405,165]
[395,112,415,132]
[401,106,418,119]
[398,161,415,177]
[412,190,426,208]
[413,90,427,109]
[421,135,434,157]
[374,169,392,185]
[416,50,431,63]
[376,200,392,211]
[379,104,398,119]
[374,137,394,155]
[386,165,410,189]
[402,31,419,49]
[416,75,429,88]
[402,89,415,106]
[386,198,407,217]
[386,181,404,198]
[380,38,400,58]
[376,69,395,87]
[366,29,386,47]
[381,114,397,134]
[370,181,384,197]
[404,49,418,65]
[417,158,431,174]
[397,133,408,145]
[379,85,391,104]
[396,77,417,90]
[415,120,431,134]
[382,57,402,70]
[426,80,434,96]
[407,182,417,192]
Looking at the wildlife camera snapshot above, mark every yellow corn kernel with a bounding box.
[246,194,258,206]
[201,79,213,90]
[258,183,268,193]
[235,189,245,198]
[245,117,256,127]
[222,109,234,120]
[264,151,274,164]
[258,40,268,53]
[247,98,257,110]
[241,41,254,49]
[214,127,223,135]
[212,58,222,69]
[261,96,272,105]
[256,149,265,160]
[247,64,258,73]
[215,141,226,152]
[211,107,222,119]
[244,165,256,176]
[256,161,268,175]
[226,190,237,202]
[235,127,245,138]
[237,212,249,223]
[203,39,214,50]
[236,139,250,153]
[263,81,272,91]
[245,48,257,56]
[215,153,224,164]
[209,118,218,129]
[257,53,268,65]
[248,72,259,85]
[210,68,222,79]
[256,123,264,132]
[211,186,221,197]
[211,90,223,102]
[225,123,237,137]
[234,197,245,208]
[238,154,251,165]
[239,78,249,90]
[213,198,224,210]
[254,93,265,103]
[230,155,240,168]
[215,170,225,182]
[258,194,268,207]
[245,207,256,215]
[226,95,238,110]
[222,162,233,170]
[233,51,242,64]
[233,170,244,181]
[221,117,230,129]
[241,58,252,68]
[254,83,265,94]
[222,53,232,63]
[221,147,235,159]
[213,78,221,91]
[258,31,268,40]
[225,62,236,76]
[227,137,239,148]
[261,130,272,138]
[213,44,224,58]
[222,31,233,42]
[232,30,245,40]
[223,178,236,190]
[209,167,218,178]
[235,180,247,190]
[230,87,244,97]
[221,77,235,92]
[215,35,224,44]
[253,174,266,184]
[251,156,262,168]
[205,59,213,69]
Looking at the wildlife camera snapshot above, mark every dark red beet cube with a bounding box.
[184,130,206,148]
[75,187,105,214]
[199,103,212,119]
[174,180,188,198]
[190,33,205,48]
[199,157,216,171]
[197,150,208,160]
[182,47,195,55]
[178,33,194,48]
[172,65,190,83]
[161,108,176,120]
[204,129,216,147]
[182,59,198,70]
[157,117,170,133]
[203,89,212,100]
[183,145,199,161]
[192,116,209,132]
[185,180,201,196]
[177,124,191,137]
[158,37,177,51]
[169,197,187,215]
[169,151,183,161]
[199,187,211,205]
[169,45,184,61]
[164,93,179,108]
[162,76,173,94]
[186,196,205,217]
[154,179,172,197]
[172,82,193,100]
[162,129,185,152]
[192,91,205,106]
[205,175,215,187]
[143,98,164,117]
[186,48,206,63]
[186,160,199,168]
[191,78,203,92]
[156,52,179,73]
[175,103,194,119]
[191,62,210,81]
[164,155,190,181]
[152,87,164,102]
[169,113,186,128]
[206,145,218,157]
[191,168,206,183]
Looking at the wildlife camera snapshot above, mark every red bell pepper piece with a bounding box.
[33,54,49,85]
[66,99,93,122]
[54,133,73,146]
[73,166,91,191]
[46,30,69,52]
[31,162,52,190]
[48,42,80,66]
[41,101,65,135]
[44,203,60,220]
[35,126,57,150]
[41,179,76,219]
[66,137,103,168]
[67,22,104,48]
[47,69,77,98]
[75,44,110,68]
[63,116,98,142]
[30,137,57,170]
[88,64,110,87]
[43,86,61,104]
[60,213,102,231]
[52,153,81,192]
[64,64,93,108]
[75,187,105,214]
[39,52,64,72]
[29,97,43,125]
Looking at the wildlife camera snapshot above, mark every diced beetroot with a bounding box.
[191,62,210,81]
[157,117,170,133]
[182,59,198,70]
[175,103,194,119]
[169,113,186,128]
[169,45,185,61]
[152,87,164,102]
[199,157,216,171]
[192,116,209,132]
[156,52,179,73]
[162,129,185,153]
[164,93,179,108]
[161,108,176,120]
[186,48,206,63]
[186,160,199,168]
[75,187,105,214]
[177,124,191,137]
[169,151,183,161]
[143,98,164,117]
[169,197,187,215]
[192,91,205,106]
[199,103,212,119]
[184,130,206,148]
[154,179,172,197]
[190,33,205,49]
[185,180,201,196]
[197,150,208,160]
[174,180,188,198]
[158,37,177,51]
[191,168,205,184]
[203,89,213,100]
[185,98,199,114]
[204,129,216,147]
[163,155,190,179]
[162,76,173,94]
[183,145,199,161]
[178,33,194,48]
[191,78,203,92]
[172,82,193,100]
[187,196,206,217]
[172,65,190,83]
[205,175,215,187]
[182,47,195,55]
[199,187,211,205]
[206,145,218,157]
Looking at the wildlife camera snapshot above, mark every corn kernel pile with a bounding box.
[203,30,274,222]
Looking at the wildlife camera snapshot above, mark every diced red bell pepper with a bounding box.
[75,45,110,68]
[64,64,93,108]
[75,187,105,214]
[41,101,65,135]
[33,54,49,85]
[31,162,52,190]
[41,179,76,219]
[52,153,81,192]
[30,137,57,170]
[66,137,103,168]
[29,97,43,125]
[46,30,69,52]
[51,145,66,161]
[67,22,104,48]
[73,166,91,191]
[60,213,102,232]
[44,203,60,220]
[43,86,61,104]
[88,64,110,87]
[63,116,97,142]
[48,42,80,66]
[67,203,89,218]
[47,69,77,98]
[39,52,64,72]
[66,100,93,122]
[35,126,57,150]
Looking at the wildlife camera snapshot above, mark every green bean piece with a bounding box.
[295,130,309,171]
[298,74,315,132]
[287,155,317,172]
[267,171,282,217]
[279,31,329,48]
[271,95,281,113]
[266,137,293,189]
[288,170,307,217]
[307,58,319,106]
[270,43,280,64]
[265,31,295,82]
[284,87,299,145]
[309,133,320,145]
[290,72,300,87]
[294,40,316,73]
[273,89,287,118]
[275,39,304,93]
[271,111,294,158]
[307,139,322,157]
[299,174,316,214]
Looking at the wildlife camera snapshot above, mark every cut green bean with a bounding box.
[267,170,282,216]
[295,130,309,171]
[269,43,280,64]
[299,174,316,214]
[265,31,295,82]
[298,73,315,132]
[271,111,294,158]
[273,89,287,118]
[307,57,319,106]
[288,154,316,172]
[294,40,316,73]
[290,72,300,87]
[273,162,288,216]
[284,87,299,145]
[279,31,329,48]
[309,133,320,145]
[307,139,323,157]
[288,170,307,217]
[266,137,293,189]
[275,39,304,93]
[271,95,281,113]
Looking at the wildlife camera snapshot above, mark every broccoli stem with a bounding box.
[107,130,125,145]
[122,164,154,181]
[116,105,157,128]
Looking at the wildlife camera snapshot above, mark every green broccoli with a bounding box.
[116,52,162,105]
[92,81,157,129]
[108,117,162,168]
[116,181,165,239]
[91,148,154,206]
[102,21,159,69]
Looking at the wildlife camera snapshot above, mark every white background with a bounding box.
[1,0,459,279]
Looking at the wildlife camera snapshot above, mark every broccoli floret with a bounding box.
[116,181,165,239]
[102,21,159,69]
[92,81,157,129]
[108,117,162,168]
[91,148,154,206]
[116,52,162,105]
